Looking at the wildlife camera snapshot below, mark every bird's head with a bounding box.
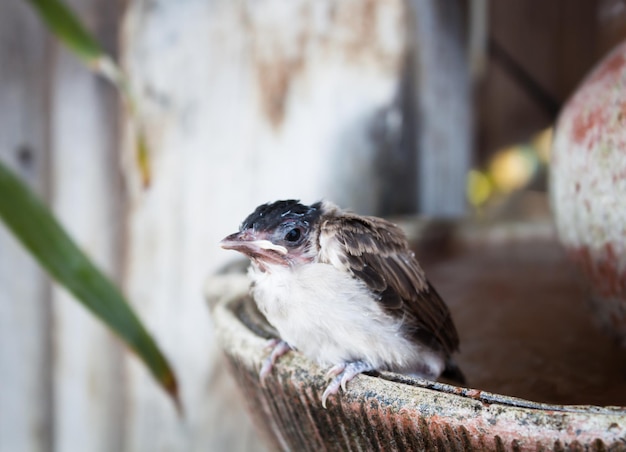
[221,200,323,269]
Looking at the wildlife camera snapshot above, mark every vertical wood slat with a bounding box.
[409,0,471,217]
[50,54,124,452]
[0,2,52,451]
[50,0,124,451]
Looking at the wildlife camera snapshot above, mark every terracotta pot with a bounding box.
[551,40,626,345]
[209,220,626,451]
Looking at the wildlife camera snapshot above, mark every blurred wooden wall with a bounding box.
[1,1,468,450]
[1,0,125,451]
[1,0,625,451]
[476,0,626,161]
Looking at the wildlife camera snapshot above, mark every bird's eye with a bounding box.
[284,228,302,242]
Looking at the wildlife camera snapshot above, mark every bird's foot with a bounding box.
[321,361,375,408]
[259,339,292,384]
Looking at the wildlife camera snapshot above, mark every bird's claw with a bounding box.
[325,363,346,379]
[321,361,374,408]
[321,377,342,408]
[259,339,292,384]
[263,338,281,351]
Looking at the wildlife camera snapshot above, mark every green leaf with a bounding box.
[0,160,180,411]
[24,0,154,188]
[25,0,103,63]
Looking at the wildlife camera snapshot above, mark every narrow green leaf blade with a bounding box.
[0,160,180,409]
[25,0,103,63]
[24,0,155,190]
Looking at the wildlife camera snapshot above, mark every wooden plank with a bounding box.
[48,1,125,451]
[408,0,471,216]
[121,0,407,449]
[0,2,52,452]
[478,0,602,157]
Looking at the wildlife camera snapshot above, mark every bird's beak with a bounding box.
[220,231,288,263]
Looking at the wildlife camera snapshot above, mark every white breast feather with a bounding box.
[249,263,444,376]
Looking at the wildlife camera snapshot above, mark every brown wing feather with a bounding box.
[318,212,459,355]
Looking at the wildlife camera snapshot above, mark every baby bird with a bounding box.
[221,200,463,407]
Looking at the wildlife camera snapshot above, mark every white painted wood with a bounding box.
[48,2,125,451]
[121,0,406,449]
[0,2,52,451]
[50,58,124,452]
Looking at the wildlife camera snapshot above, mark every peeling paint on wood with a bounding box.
[240,0,405,129]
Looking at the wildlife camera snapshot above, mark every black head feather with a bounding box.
[240,200,323,232]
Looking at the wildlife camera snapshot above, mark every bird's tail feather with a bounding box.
[440,358,466,385]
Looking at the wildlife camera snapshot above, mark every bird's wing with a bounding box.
[318,213,459,355]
